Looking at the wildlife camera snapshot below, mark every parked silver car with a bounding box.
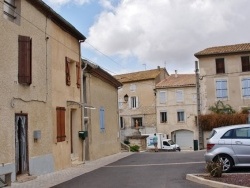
[204,124,250,172]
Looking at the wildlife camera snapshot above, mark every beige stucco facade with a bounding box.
[195,43,250,149]
[83,63,122,160]
[156,86,198,150]
[115,68,169,141]
[0,0,85,182]
[198,55,250,114]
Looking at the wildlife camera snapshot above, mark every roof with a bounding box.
[27,0,86,41]
[194,43,250,58]
[156,74,195,88]
[114,68,167,83]
[82,59,122,88]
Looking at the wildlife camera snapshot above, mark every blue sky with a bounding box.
[43,0,250,75]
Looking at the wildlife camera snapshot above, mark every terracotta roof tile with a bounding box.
[194,43,250,57]
[114,68,167,83]
[156,74,195,88]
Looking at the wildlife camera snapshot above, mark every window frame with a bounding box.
[159,91,166,104]
[176,90,184,102]
[241,56,250,72]
[177,110,185,122]
[130,96,138,109]
[160,111,167,123]
[4,0,16,21]
[132,117,142,128]
[216,58,225,74]
[242,77,250,98]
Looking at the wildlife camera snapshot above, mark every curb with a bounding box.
[186,174,249,188]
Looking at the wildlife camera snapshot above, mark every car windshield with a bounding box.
[207,130,217,139]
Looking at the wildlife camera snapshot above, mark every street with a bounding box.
[53,150,211,188]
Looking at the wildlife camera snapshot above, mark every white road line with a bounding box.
[104,161,205,168]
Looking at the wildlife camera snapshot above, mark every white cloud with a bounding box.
[86,0,250,73]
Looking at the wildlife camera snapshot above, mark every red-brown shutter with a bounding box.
[65,57,71,86]
[76,62,81,88]
[18,35,32,85]
[56,107,66,142]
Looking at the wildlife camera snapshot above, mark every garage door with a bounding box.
[175,130,193,150]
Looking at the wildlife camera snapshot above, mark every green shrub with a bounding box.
[130,145,140,152]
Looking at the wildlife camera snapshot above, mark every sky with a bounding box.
[43,0,250,75]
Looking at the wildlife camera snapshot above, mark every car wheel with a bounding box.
[215,154,233,173]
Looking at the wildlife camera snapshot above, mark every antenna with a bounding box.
[164,61,166,68]
[142,63,146,70]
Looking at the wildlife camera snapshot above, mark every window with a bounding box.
[65,57,71,86]
[132,117,142,128]
[56,107,66,142]
[241,56,250,72]
[18,35,32,85]
[235,128,250,139]
[99,107,105,132]
[130,84,136,92]
[216,58,225,74]
[4,0,16,21]
[176,90,183,102]
[160,112,167,123]
[242,78,250,98]
[120,117,124,129]
[177,110,185,122]
[76,62,81,88]
[216,79,228,99]
[159,91,166,104]
[130,96,138,109]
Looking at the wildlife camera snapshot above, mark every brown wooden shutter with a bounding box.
[56,107,66,142]
[18,35,32,85]
[216,58,225,74]
[76,62,81,88]
[65,57,71,86]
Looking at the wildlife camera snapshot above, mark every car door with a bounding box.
[162,141,171,150]
[231,127,250,164]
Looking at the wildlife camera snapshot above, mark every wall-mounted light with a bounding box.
[124,94,129,103]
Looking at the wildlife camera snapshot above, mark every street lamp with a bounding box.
[124,94,129,103]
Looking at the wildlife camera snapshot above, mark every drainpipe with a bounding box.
[79,40,86,163]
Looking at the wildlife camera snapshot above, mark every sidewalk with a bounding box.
[9,152,133,188]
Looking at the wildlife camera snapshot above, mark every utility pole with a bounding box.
[195,61,203,150]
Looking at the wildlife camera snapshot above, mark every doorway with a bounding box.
[15,115,29,175]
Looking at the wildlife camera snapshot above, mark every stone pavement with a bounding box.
[9,152,133,188]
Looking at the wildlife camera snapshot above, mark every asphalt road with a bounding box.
[53,150,211,188]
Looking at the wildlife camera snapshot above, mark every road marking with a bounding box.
[104,161,205,168]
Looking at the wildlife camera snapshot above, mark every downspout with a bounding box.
[79,40,86,162]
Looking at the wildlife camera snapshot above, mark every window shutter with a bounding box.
[242,78,250,97]
[56,107,66,142]
[99,107,105,131]
[136,97,139,108]
[65,57,71,86]
[18,35,32,85]
[76,62,81,88]
[159,91,166,104]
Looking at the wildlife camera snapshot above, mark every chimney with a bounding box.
[157,66,160,70]
[175,70,178,77]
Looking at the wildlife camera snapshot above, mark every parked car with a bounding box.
[205,124,250,172]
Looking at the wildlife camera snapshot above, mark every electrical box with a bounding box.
[78,131,88,140]
[33,130,41,139]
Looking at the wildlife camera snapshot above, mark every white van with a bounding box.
[142,133,181,151]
